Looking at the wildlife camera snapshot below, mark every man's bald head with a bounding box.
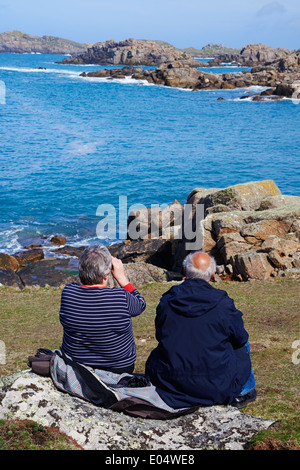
[191,251,212,271]
[183,251,216,282]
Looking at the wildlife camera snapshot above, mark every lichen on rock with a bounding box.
[0,370,273,450]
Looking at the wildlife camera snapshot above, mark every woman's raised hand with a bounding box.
[111,257,130,287]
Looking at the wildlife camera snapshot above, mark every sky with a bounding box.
[0,0,299,50]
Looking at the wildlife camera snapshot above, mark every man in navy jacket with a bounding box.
[145,251,256,409]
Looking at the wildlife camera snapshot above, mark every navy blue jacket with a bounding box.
[145,278,251,409]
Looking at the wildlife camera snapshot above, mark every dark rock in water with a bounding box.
[50,236,67,246]
[24,244,43,249]
[80,47,300,101]
[260,88,276,96]
[53,245,87,258]
[0,268,23,289]
[17,259,79,288]
[13,248,44,267]
[274,83,294,98]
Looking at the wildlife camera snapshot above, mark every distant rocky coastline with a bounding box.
[208,43,291,67]
[1,180,299,289]
[0,30,90,54]
[181,43,241,58]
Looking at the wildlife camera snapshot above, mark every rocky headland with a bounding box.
[0,31,90,54]
[79,47,300,100]
[58,37,203,67]
[0,180,299,289]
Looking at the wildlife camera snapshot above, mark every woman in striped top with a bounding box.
[59,244,146,374]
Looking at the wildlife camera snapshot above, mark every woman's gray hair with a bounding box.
[78,244,112,285]
[183,251,216,282]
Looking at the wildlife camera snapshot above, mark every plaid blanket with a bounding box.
[50,350,186,414]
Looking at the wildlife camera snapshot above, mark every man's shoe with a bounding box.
[231,389,257,409]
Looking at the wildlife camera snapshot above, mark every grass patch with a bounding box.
[0,277,299,449]
[0,419,82,450]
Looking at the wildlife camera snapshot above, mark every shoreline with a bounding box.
[1,180,299,289]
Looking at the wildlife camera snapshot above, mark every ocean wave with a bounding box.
[0,66,157,87]
[79,74,154,86]
[0,65,79,75]
[0,225,26,254]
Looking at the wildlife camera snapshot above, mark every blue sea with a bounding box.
[0,53,299,255]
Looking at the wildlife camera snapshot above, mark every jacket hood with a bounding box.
[166,278,227,318]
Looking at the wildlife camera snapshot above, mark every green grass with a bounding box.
[0,278,299,450]
[0,419,82,450]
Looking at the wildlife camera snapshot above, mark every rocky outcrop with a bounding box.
[0,30,90,54]
[80,51,300,98]
[0,256,171,289]
[173,181,300,281]
[0,182,299,287]
[0,253,20,272]
[209,43,291,67]
[60,38,201,67]
[0,370,273,450]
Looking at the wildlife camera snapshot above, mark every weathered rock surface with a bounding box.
[60,38,201,67]
[0,257,171,289]
[108,238,179,271]
[81,57,300,99]
[0,371,273,450]
[173,181,300,281]
[16,258,80,288]
[80,47,300,100]
[0,253,19,272]
[0,30,90,54]
[0,268,24,289]
[13,248,44,267]
[209,43,291,67]
[190,180,281,214]
[126,200,184,241]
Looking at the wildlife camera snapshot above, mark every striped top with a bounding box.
[59,282,146,368]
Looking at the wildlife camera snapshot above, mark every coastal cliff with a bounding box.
[0,30,90,54]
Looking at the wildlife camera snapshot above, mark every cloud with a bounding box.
[256,1,286,17]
